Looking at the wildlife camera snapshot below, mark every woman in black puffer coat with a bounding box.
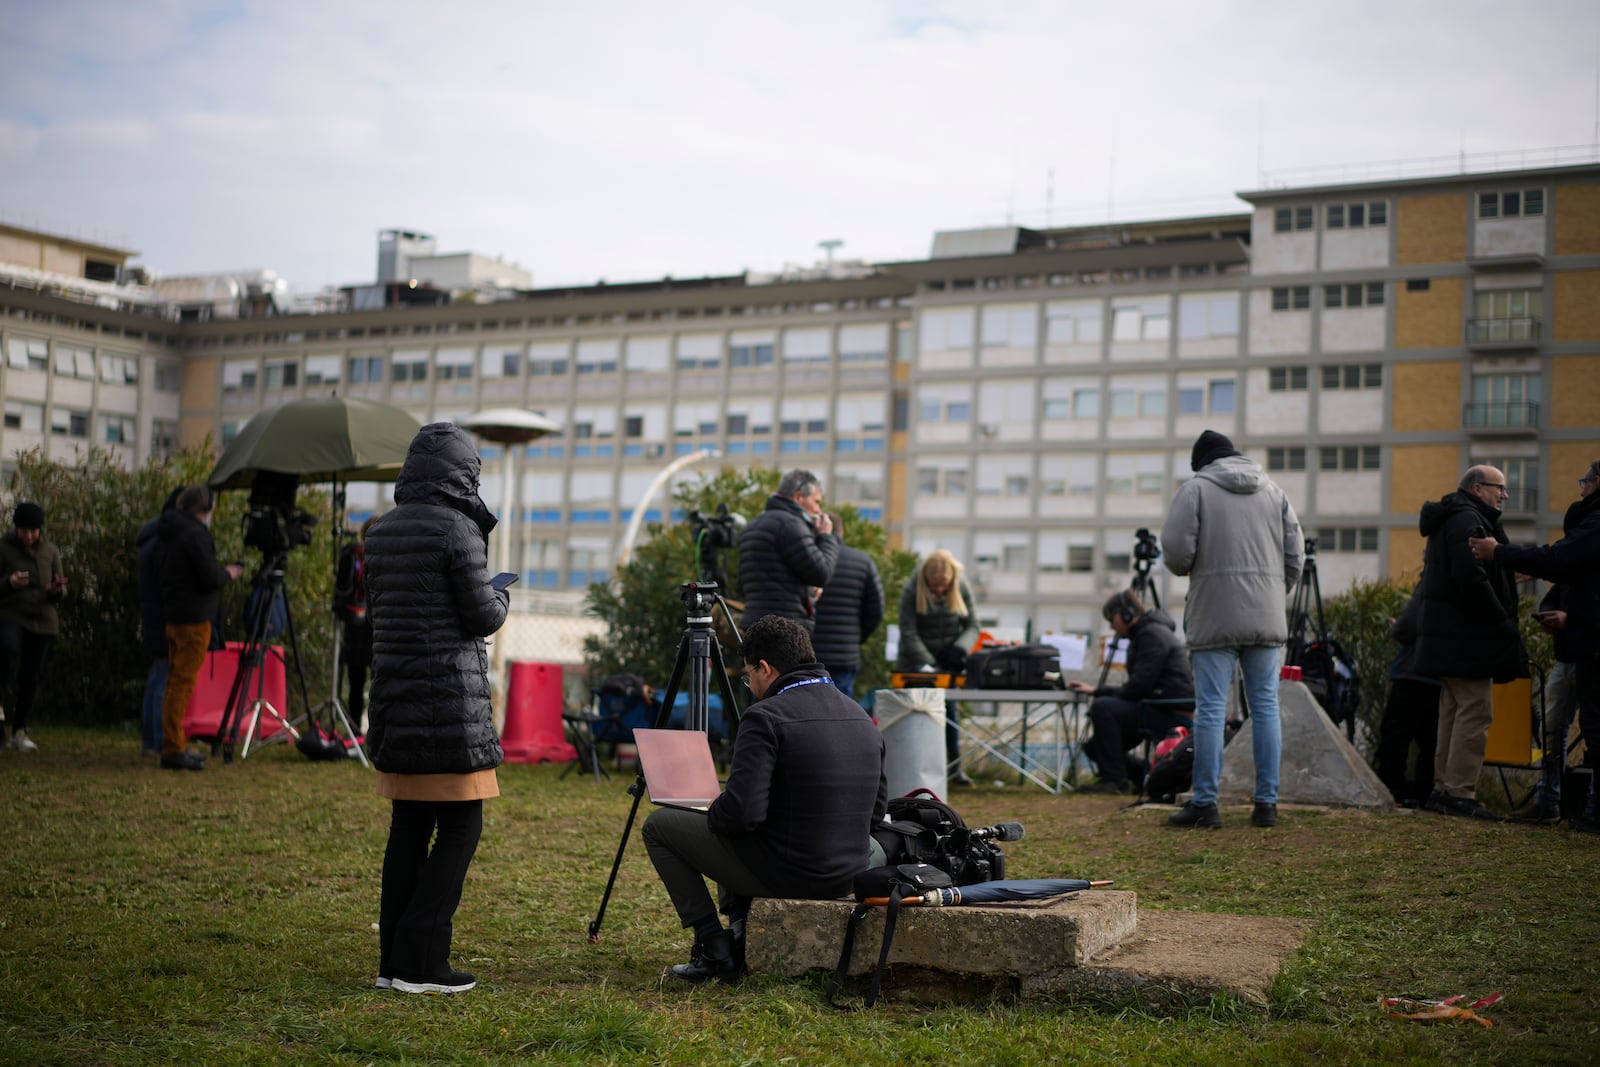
[365,422,509,995]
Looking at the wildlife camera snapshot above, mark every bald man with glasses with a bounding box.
[1413,465,1527,820]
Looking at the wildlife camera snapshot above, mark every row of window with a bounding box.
[1268,364,1384,391]
[2,399,174,452]
[1270,188,1546,233]
[5,336,175,389]
[1270,283,1386,311]
[1265,446,1381,472]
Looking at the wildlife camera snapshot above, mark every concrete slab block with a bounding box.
[1219,680,1394,809]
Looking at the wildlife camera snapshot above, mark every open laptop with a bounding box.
[633,728,723,811]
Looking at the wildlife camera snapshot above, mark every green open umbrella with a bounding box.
[207,396,422,491]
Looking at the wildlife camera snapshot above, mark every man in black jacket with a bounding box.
[737,469,839,631]
[157,486,244,771]
[1070,590,1195,794]
[1471,457,1600,834]
[1415,465,1524,819]
[641,615,888,983]
[810,515,884,698]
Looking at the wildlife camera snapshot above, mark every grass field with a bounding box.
[1,727,1596,1065]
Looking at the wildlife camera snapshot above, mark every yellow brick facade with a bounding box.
[180,356,218,410]
[1552,271,1600,343]
[1554,183,1600,256]
[1389,444,1462,516]
[1395,193,1466,264]
[1549,441,1600,511]
[1393,276,1463,350]
[179,414,216,450]
[1389,361,1461,430]
[1550,354,1600,429]
[1388,529,1426,584]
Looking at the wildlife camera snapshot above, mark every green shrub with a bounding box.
[6,445,338,726]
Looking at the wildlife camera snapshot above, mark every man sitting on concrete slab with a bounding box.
[641,615,888,983]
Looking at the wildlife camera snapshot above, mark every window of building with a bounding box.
[1111,297,1170,342]
[1316,527,1380,553]
[348,355,384,383]
[1209,380,1236,414]
[915,461,969,497]
[1105,453,1165,495]
[97,351,138,384]
[1325,201,1388,229]
[3,400,44,432]
[729,336,775,367]
[575,338,620,374]
[779,398,828,436]
[435,348,474,381]
[1039,455,1096,497]
[1177,386,1203,414]
[6,336,48,371]
[305,354,342,385]
[838,323,889,363]
[1067,543,1094,573]
[1177,293,1240,340]
[150,419,178,458]
[1477,188,1545,219]
[99,413,136,445]
[780,327,830,364]
[264,358,300,390]
[916,384,973,424]
[480,347,521,379]
[528,341,569,376]
[976,455,1031,496]
[1267,447,1306,472]
[1323,282,1385,309]
[154,363,181,392]
[624,336,671,373]
[1406,278,1431,292]
[391,354,428,383]
[980,304,1038,348]
[221,359,258,392]
[1044,300,1103,345]
[1269,367,1309,392]
[675,333,721,370]
[673,401,720,438]
[1271,286,1311,311]
[54,344,96,380]
[1318,445,1381,471]
[50,407,90,438]
[1467,373,1541,427]
[919,308,975,353]
[1273,206,1314,232]
[1321,364,1383,390]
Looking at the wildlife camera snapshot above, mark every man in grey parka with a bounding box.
[1160,430,1304,829]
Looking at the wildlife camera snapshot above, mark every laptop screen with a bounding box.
[633,729,722,809]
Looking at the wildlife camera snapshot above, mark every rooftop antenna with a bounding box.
[818,239,843,268]
[1256,100,1264,184]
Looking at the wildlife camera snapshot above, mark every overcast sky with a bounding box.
[2,1,1597,292]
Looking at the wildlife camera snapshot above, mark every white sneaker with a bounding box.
[9,729,38,753]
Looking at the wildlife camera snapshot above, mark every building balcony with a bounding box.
[1466,252,1545,272]
[1462,401,1540,433]
[1465,317,1540,351]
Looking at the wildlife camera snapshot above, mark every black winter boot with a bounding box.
[669,929,740,984]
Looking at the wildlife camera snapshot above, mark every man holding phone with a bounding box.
[1414,465,1524,820]
[737,469,839,632]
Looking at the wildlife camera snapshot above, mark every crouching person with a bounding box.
[642,615,888,983]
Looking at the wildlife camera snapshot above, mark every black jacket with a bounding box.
[1094,610,1194,702]
[737,495,839,631]
[1388,586,1436,683]
[365,423,509,775]
[707,663,888,898]
[895,573,979,670]
[1495,490,1600,663]
[157,510,231,629]
[136,516,166,658]
[1414,491,1525,681]
[811,545,885,672]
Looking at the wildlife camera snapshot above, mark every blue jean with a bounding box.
[828,669,857,700]
[1191,645,1282,806]
[141,658,168,752]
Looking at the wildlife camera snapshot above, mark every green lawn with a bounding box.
[1,727,1596,1065]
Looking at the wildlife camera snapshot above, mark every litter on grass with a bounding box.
[1383,992,1502,1028]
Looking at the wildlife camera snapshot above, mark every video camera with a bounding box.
[686,504,745,551]
[1133,527,1161,570]
[243,471,318,555]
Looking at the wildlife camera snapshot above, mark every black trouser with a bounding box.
[1375,678,1440,806]
[1578,659,1600,774]
[641,807,774,929]
[0,621,53,736]
[342,622,373,723]
[379,799,482,980]
[1083,696,1191,784]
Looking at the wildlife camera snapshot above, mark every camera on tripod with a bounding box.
[686,504,745,588]
[1303,536,1318,558]
[243,471,318,555]
[1132,527,1161,570]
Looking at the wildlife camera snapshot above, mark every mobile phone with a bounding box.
[490,572,519,591]
[1470,526,1485,539]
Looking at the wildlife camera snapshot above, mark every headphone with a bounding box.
[1104,590,1142,625]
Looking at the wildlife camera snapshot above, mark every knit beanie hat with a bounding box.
[12,502,44,529]
[1189,430,1240,472]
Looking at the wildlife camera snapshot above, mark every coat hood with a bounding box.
[1418,490,1497,537]
[393,422,496,537]
[1142,608,1179,634]
[1194,453,1267,494]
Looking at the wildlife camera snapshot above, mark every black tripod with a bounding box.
[588,580,745,943]
[212,553,315,762]
[1093,550,1162,693]
[1284,539,1351,739]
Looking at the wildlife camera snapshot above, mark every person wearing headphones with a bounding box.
[1069,590,1194,794]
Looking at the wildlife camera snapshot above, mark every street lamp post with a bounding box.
[457,408,562,578]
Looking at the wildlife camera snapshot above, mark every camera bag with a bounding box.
[872,790,1005,885]
[826,863,954,1009]
[963,643,1063,690]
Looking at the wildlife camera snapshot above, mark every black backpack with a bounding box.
[1300,638,1360,728]
[1142,733,1194,803]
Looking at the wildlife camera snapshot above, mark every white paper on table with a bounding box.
[885,624,900,662]
[1038,632,1089,672]
[1097,634,1129,666]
